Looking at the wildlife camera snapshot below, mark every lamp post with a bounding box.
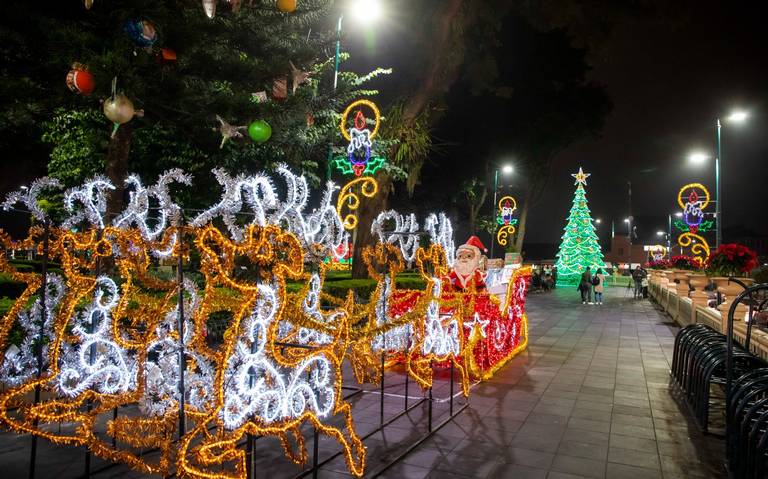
[689,110,748,249]
[326,0,383,181]
[490,164,514,259]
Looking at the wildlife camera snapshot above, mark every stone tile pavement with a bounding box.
[0,286,726,478]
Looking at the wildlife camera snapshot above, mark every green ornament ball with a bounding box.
[248,120,272,143]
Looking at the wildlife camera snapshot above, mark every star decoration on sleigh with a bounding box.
[571,167,591,186]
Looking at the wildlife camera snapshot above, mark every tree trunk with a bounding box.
[105,123,132,219]
[351,171,392,279]
[513,195,530,254]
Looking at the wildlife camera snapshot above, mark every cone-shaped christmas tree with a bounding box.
[555,168,605,285]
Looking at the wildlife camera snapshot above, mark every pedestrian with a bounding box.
[631,265,647,299]
[593,267,606,305]
[552,266,558,288]
[578,266,593,304]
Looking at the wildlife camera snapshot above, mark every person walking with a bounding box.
[579,267,593,304]
[593,267,606,305]
[631,265,647,299]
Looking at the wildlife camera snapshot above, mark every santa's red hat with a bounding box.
[457,235,487,256]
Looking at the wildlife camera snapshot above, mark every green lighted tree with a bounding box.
[555,168,605,285]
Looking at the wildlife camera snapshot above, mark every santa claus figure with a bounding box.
[443,236,488,292]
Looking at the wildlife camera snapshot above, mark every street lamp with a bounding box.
[714,109,748,248]
[327,1,384,180]
[594,218,602,224]
[490,163,514,259]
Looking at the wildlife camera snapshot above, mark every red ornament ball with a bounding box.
[66,63,96,95]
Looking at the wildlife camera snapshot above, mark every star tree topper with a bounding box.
[571,167,591,186]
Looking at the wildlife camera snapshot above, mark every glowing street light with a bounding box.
[727,110,748,123]
[675,212,683,217]
[501,164,514,175]
[623,218,630,223]
[351,0,382,24]
[594,218,602,224]
[688,152,709,165]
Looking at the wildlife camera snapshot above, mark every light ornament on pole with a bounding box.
[495,195,518,246]
[336,176,379,230]
[674,183,714,234]
[675,183,712,266]
[333,99,386,177]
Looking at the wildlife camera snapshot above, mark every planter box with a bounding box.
[694,305,722,333]
[676,297,694,327]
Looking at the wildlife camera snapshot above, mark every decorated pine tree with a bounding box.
[0,0,390,212]
[554,167,605,285]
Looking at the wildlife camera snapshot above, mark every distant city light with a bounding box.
[656,231,665,236]
[675,212,683,217]
[623,218,630,223]
[594,218,602,224]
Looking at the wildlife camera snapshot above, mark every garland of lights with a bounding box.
[0,168,530,479]
[495,195,518,246]
[371,210,421,266]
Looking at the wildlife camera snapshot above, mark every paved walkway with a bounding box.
[376,285,726,479]
[0,286,726,478]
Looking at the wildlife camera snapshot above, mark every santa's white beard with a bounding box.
[454,259,478,278]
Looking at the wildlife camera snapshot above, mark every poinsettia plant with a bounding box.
[670,255,701,270]
[705,243,759,277]
[645,259,671,270]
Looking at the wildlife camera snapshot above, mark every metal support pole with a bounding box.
[177,233,186,438]
[28,220,50,479]
[404,338,410,410]
[449,362,454,417]
[312,428,319,479]
[715,118,722,248]
[427,361,433,432]
[246,433,255,479]
[246,265,260,479]
[490,169,499,259]
[84,230,102,479]
[379,350,385,426]
[667,214,672,259]
[326,14,343,183]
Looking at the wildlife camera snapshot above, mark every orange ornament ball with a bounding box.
[66,63,96,95]
[277,0,297,13]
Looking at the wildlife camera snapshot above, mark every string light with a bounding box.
[336,177,379,230]
[371,210,420,266]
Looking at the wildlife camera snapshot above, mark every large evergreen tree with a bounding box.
[0,0,388,211]
[554,167,605,285]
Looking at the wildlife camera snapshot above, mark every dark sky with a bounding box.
[346,0,768,248]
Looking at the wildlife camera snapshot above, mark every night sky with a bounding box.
[347,0,768,251]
